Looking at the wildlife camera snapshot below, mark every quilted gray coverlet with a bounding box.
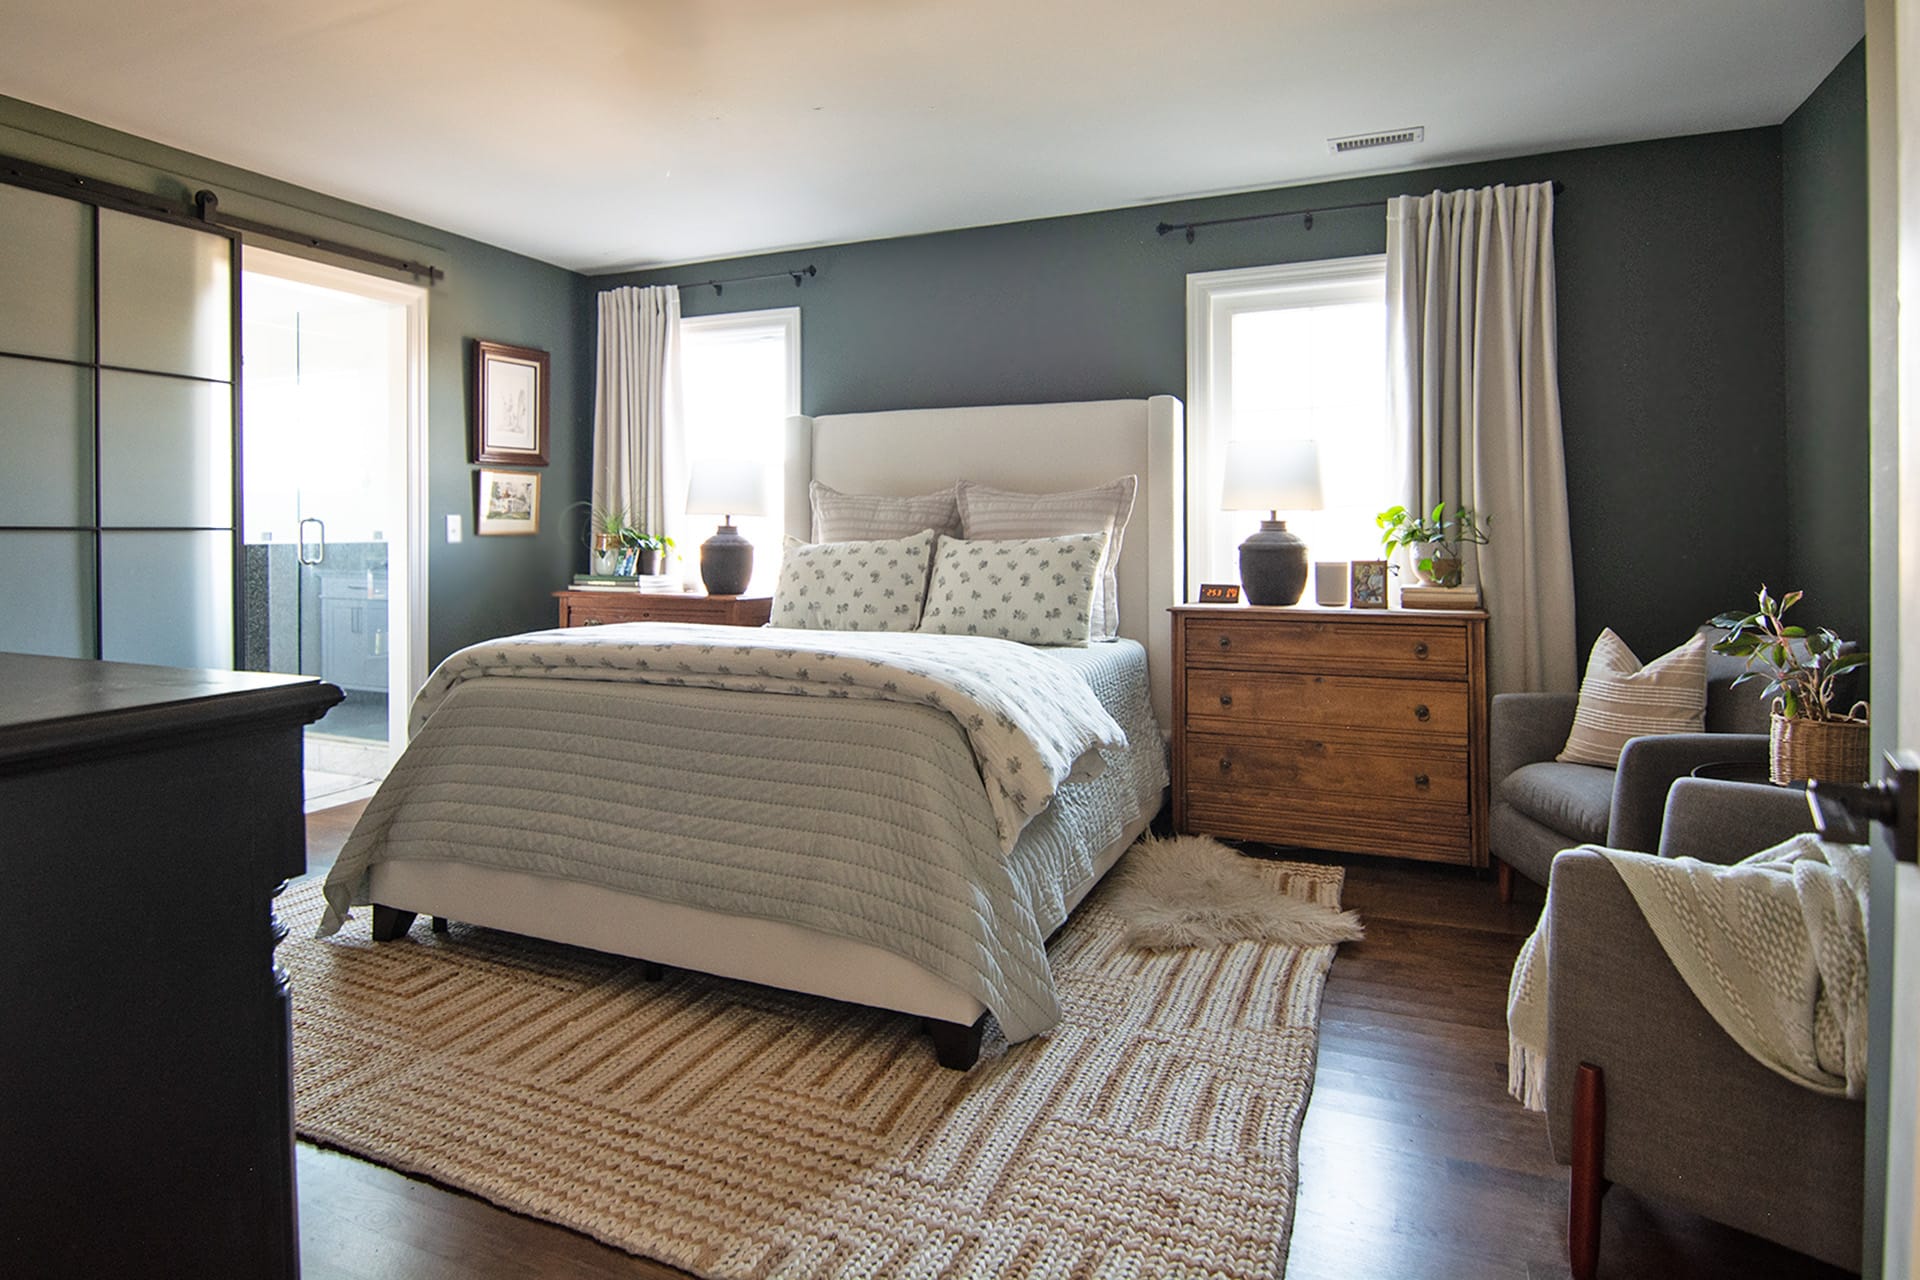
[320,630,1165,1041]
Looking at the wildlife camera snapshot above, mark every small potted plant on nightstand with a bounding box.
[1375,502,1490,587]
[621,527,674,577]
[1711,586,1870,784]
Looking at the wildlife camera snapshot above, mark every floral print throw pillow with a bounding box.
[917,532,1110,647]
[770,529,936,631]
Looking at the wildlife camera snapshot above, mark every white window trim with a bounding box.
[1184,255,1386,600]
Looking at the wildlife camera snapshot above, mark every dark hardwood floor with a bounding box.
[294,808,1856,1279]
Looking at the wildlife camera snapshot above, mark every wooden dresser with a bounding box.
[1171,604,1489,866]
[553,590,773,629]
[0,653,341,1277]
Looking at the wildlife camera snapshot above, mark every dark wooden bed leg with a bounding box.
[1570,1062,1608,1280]
[370,905,416,941]
[1496,858,1514,903]
[640,961,665,982]
[431,916,449,934]
[927,1013,988,1071]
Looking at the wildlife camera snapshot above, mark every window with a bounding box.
[678,307,800,596]
[1185,256,1389,597]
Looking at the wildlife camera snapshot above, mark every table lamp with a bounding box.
[1221,439,1323,606]
[685,459,769,596]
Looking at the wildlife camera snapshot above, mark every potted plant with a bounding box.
[1375,502,1490,587]
[575,503,674,576]
[620,527,674,577]
[1710,586,1870,784]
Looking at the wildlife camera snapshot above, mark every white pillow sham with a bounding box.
[917,532,1110,648]
[955,476,1137,639]
[770,529,936,632]
[809,481,961,543]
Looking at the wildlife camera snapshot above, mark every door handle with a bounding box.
[299,517,327,566]
[1808,751,1919,862]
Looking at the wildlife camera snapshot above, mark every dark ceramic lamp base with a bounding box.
[699,524,754,596]
[1238,519,1309,606]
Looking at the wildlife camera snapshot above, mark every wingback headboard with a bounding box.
[783,396,1185,730]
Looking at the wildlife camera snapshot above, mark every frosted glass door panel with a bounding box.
[98,371,233,528]
[100,531,233,669]
[97,210,232,380]
[0,357,92,526]
[0,532,94,658]
[0,185,92,362]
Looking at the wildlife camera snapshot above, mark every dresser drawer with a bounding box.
[1183,789,1474,865]
[1185,670,1468,741]
[1184,731,1468,808]
[1183,616,1467,677]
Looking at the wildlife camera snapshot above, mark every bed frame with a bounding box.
[368,396,1184,1068]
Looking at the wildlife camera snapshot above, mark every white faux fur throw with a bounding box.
[1507,834,1871,1112]
[1106,834,1364,951]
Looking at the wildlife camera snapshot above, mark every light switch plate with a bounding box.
[445,514,463,543]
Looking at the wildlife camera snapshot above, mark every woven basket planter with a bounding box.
[1770,707,1870,785]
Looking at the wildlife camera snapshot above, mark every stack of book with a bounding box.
[570,574,683,593]
[1399,584,1482,610]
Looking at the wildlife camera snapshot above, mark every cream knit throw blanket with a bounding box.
[1507,834,1871,1111]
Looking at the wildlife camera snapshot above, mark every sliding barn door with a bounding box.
[0,182,239,668]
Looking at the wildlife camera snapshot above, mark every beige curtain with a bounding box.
[1386,183,1578,694]
[591,285,686,574]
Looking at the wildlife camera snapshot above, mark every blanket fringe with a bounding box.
[1508,1038,1548,1112]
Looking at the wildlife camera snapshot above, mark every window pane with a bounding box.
[100,530,233,669]
[0,185,93,363]
[98,371,233,529]
[97,210,233,382]
[680,319,793,596]
[0,356,93,527]
[0,531,95,658]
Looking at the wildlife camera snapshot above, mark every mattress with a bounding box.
[322,636,1166,1042]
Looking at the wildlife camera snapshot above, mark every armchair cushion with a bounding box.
[1499,762,1613,846]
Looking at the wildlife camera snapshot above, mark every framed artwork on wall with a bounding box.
[473,339,550,465]
[476,468,540,536]
[1350,559,1388,609]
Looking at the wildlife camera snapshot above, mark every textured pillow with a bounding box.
[917,532,1109,647]
[1557,629,1710,768]
[809,481,961,543]
[956,476,1137,640]
[770,529,936,632]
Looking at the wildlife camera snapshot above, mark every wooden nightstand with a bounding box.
[553,591,772,629]
[1171,604,1489,866]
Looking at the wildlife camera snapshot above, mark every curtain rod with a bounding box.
[1157,180,1566,244]
[678,264,817,296]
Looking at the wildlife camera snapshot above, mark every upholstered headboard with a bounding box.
[783,396,1184,730]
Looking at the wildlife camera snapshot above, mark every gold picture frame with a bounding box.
[476,468,540,536]
[1350,559,1388,609]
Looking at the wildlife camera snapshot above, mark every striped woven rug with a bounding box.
[284,858,1346,1279]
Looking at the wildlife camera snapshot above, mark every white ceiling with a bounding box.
[0,1,1865,274]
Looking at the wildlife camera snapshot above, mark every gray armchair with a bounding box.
[1544,779,1859,1278]
[1490,642,1773,899]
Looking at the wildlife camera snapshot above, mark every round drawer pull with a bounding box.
[1218,757,1233,773]
[1413,642,1429,658]
[1414,773,1431,788]
[1219,693,1234,708]
[1414,704,1430,721]
[1218,634,1233,648]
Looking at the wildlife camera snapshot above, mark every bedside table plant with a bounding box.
[1375,502,1490,588]
[578,503,674,576]
[1711,586,1870,784]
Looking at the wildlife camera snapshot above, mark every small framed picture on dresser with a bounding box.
[1350,559,1388,608]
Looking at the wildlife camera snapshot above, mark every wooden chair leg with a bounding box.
[370,905,416,941]
[927,1013,988,1071]
[430,916,449,934]
[1570,1062,1609,1280]
[1496,858,1514,903]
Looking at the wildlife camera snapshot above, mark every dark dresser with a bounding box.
[0,653,341,1277]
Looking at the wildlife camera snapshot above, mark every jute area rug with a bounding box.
[285,858,1347,1279]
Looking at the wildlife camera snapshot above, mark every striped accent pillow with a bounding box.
[956,476,1137,640]
[809,482,961,543]
[1557,628,1710,768]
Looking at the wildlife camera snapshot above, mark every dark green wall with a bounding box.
[0,96,596,668]
[607,130,1793,661]
[1783,41,1871,648]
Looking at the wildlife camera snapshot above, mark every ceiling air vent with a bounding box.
[1328,126,1425,155]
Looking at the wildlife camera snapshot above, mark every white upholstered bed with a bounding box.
[334,396,1184,1068]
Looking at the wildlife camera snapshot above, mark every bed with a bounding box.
[322,396,1184,1068]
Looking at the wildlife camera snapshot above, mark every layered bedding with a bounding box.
[320,626,1166,1042]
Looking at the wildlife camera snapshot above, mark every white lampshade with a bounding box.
[1221,439,1324,514]
[685,459,769,520]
